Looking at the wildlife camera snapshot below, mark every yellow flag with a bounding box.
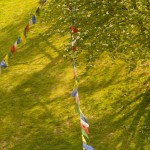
[21,32,26,44]
[82,135,87,144]
[73,80,78,89]
[4,54,9,66]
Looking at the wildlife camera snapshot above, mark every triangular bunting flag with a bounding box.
[32,15,36,24]
[8,51,11,59]
[75,94,79,103]
[83,142,94,150]
[80,113,88,124]
[82,135,87,144]
[75,102,80,114]
[81,119,89,128]
[24,29,27,38]
[71,88,78,97]
[17,37,21,44]
[72,38,77,46]
[70,25,78,33]
[0,60,7,68]
[72,46,76,52]
[21,32,26,44]
[82,129,89,139]
[81,124,90,134]
[4,55,9,66]
[36,7,40,16]
[14,41,18,48]
[11,45,16,54]
[25,24,29,32]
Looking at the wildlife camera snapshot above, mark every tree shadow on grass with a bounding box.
[89,83,150,150]
[0,54,83,149]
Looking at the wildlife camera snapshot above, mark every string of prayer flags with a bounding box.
[70,0,94,149]
[0,1,47,75]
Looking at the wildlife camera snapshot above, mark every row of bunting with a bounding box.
[0,0,47,74]
[70,1,94,150]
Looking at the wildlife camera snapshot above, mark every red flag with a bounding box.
[70,26,78,33]
[25,24,29,32]
[81,124,90,134]
[72,46,76,52]
[75,95,79,103]
[11,45,16,54]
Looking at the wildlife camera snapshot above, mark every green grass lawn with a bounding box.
[0,0,150,150]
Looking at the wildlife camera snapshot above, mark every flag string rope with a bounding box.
[70,0,94,149]
[0,0,47,75]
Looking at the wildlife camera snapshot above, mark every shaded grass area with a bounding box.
[0,0,150,150]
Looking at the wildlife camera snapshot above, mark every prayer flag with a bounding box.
[80,113,88,124]
[81,124,90,134]
[72,46,76,52]
[24,29,27,38]
[17,37,21,44]
[11,45,16,54]
[82,135,87,144]
[83,142,94,150]
[8,51,11,59]
[4,55,9,66]
[81,119,89,128]
[21,32,26,44]
[72,38,77,46]
[70,26,78,33]
[71,88,78,97]
[72,62,76,69]
[36,7,40,16]
[0,60,7,68]
[25,24,29,32]
[82,129,89,139]
[32,15,36,24]
[75,94,79,103]
[14,41,18,48]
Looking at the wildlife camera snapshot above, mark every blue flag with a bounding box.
[80,113,88,124]
[71,88,78,97]
[83,142,94,150]
[17,37,21,44]
[32,15,36,24]
[0,60,7,68]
